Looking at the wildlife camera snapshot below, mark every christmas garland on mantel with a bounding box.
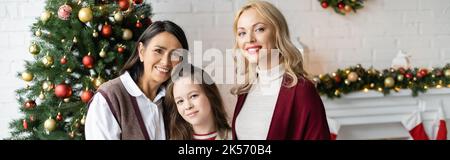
[314,64,450,99]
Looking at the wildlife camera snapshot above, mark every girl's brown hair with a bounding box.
[165,64,231,140]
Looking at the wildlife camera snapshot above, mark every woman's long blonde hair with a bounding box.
[231,0,308,95]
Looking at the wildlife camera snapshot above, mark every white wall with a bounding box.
[1,0,449,139]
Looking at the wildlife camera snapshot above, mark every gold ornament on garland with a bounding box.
[29,43,40,55]
[384,77,395,88]
[78,7,93,23]
[347,72,358,82]
[42,54,54,67]
[21,72,33,82]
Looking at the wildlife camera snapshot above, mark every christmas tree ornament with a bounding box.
[60,56,67,64]
[21,72,34,82]
[334,75,341,83]
[23,119,28,130]
[29,43,40,55]
[417,69,428,78]
[42,80,53,91]
[68,131,76,139]
[39,92,45,100]
[80,115,86,125]
[81,89,94,103]
[405,73,413,79]
[118,46,125,53]
[55,83,72,98]
[133,0,143,4]
[384,77,395,88]
[136,20,143,28]
[66,68,73,73]
[114,12,124,22]
[73,37,78,43]
[92,30,99,38]
[334,90,340,96]
[64,98,70,103]
[78,7,93,23]
[312,77,321,83]
[101,23,112,38]
[57,4,72,20]
[82,53,94,69]
[347,72,359,82]
[344,79,351,85]
[42,55,54,67]
[94,76,105,89]
[118,0,130,11]
[24,100,36,109]
[61,39,65,43]
[35,29,42,37]
[44,117,56,132]
[40,11,51,22]
[99,48,107,58]
[56,112,63,121]
[337,2,345,10]
[122,29,133,40]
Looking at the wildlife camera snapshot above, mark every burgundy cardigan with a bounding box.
[232,76,331,140]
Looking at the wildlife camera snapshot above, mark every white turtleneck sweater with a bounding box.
[235,64,285,140]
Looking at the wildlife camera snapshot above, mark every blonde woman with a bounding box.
[231,0,330,140]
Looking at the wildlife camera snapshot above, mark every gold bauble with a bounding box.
[344,5,352,13]
[80,115,86,125]
[73,37,78,43]
[384,77,395,88]
[21,72,33,82]
[44,118,56,132]
[114,12,123,22]
[68,131,76,139]
[64,98,70,102]
[78,7,93,23]
[92,30,99,37]
[40,11,51,22]
[39,92,45,100]
[94,77,105,89]
[42,55,54,67]
[122,29,133,40]
[347,72,359,82]
[344,79,351,85]
[397,74,404,81]
[29,44,40,55]
[444,69,450,77]
[99,49,106,58]
[35,30,42,37]
[67,68,72,73]
[42,81,52,91]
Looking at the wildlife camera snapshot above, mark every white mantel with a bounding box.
[322,88,450,140]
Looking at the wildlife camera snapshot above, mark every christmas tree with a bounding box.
[9,0,153,140]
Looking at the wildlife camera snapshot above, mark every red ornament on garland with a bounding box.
[321,1,329,8]
[136,20,143,28]
[398,67,406,75]
[334,75,342,83]
[81,90,94,103]
[405,73,413,79]
[56,112,63,121]
[133,0,143,4]
[337,2,345,9]
[60,56,67,64]
[101,23,112,38]
[23,119,28,130]
[55,83,72,98]
[83,54,94,69]
[418,69,428,78]
[118,0,130,11]
[24,100,36,109]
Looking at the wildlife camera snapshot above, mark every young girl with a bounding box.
[165,64,232,140]
[231,1,330,140]
[85,21,189,140]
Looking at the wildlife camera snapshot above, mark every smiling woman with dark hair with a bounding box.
[85,21,189,140]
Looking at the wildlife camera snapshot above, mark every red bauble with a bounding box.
[24,100,36,109]
[133,0,143,4]
[321,1,329,8]
[334,76,341,83]
[118,47,125,54]
[418,69,428,78]
[118,0,130,11]
[337,2,345,9]
[81,90,94,103]
[82,55,94,69]
[56,112,63,121]
[398,67,406,74]
[101,23,112,38]
[23,119,28,130]
[55,83,72,98]
[136,20,143,28]
[60,56,67,64]
[405,73,413,79]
